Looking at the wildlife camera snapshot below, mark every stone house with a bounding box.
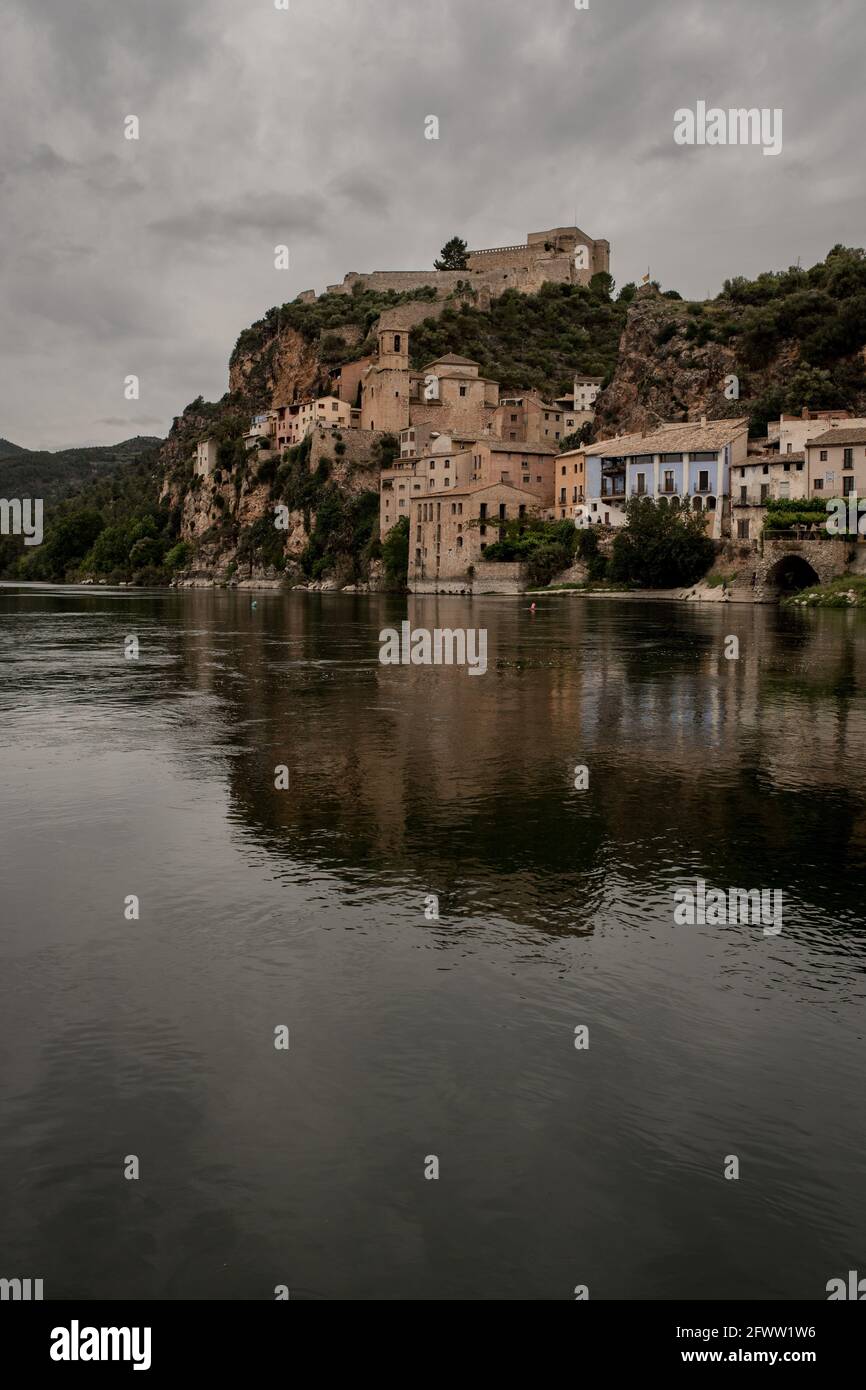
[195,439,219,478]
[274,396,353,450]
[408,481,546,584]
[379,434,476,539]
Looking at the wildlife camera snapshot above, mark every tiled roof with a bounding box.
[805,427,866,447]
[592,418,748,457]
[426,353,479,367]
[484,440,558,455]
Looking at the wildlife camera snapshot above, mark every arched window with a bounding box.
[692,495,702,511]
[707,495,717,511]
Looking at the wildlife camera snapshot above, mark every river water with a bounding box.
[1,584,864,1300]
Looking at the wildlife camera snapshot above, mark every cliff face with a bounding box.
[595,291,866,437]
[228,324,329,407]
[594,297,790,435]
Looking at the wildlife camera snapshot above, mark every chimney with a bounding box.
[801,406,809,419]
[700,415,707,428]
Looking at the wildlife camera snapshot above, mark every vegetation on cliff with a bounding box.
[408,279,625,398]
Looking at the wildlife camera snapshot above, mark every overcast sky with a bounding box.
[2,0,864,450]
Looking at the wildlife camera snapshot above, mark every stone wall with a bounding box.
[308,425,387,493]
[410,562,527,595]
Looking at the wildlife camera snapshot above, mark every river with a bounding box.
[1,584,864,1300]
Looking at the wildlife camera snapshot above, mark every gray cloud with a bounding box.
[0,0,864,449]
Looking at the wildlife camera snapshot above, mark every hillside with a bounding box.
[0,435,164,506]
[0,438,28,458]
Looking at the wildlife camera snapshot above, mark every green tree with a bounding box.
[609,498,714,588]
[382,516,409,586]
[434,237,469,270]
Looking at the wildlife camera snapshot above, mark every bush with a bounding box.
[165,541,192,571]
[525,542,571,588]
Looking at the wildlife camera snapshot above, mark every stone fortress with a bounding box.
[295,226,610,305]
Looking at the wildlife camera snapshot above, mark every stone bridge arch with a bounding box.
[753,538,851,600]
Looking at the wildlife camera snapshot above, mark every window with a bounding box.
[459,386,467,397]
[698,470,710,491]
[661,453,683,462]
[783,462,790,472]
[636,473,646,496]
[739,485,747,502]
[737,519,750,540]
[760,484,769,502]
[843,475,855,495]
[663,469,675,492]
[573,487,578,503]
[544,413,549,421]
[843,448,854,468]
[762,464,769,475]
[820,450,828,462]
[511,414,518,422]
[690,452,717,462]
[479,503,487,519]
[786,443,792,453]
[394,334,401,352]
[499,504,506,519]
[814,478,824,491]
[561,466,567,476]
[560,488,566,502]
[518,505,526,519]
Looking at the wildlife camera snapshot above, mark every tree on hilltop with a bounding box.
[435,237,469,270]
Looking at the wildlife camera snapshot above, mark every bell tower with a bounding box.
[377,327,410,371]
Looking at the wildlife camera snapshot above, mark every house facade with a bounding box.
[805,426,866,500]
[583,418,749,538]
[408,481,546,584]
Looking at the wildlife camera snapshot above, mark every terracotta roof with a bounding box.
[748,451,805,464]
[591,418,748,457]
[805,427,866,447]
[426,353,479,367]
[484,440,558,455]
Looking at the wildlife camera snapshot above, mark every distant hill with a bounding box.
[0,435,164,505]
[0,438,28,458]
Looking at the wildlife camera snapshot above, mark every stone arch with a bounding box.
[765,553,820,593]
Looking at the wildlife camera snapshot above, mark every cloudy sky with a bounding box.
[2,0,864,449]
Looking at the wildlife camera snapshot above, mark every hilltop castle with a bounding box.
[296,226,610,305]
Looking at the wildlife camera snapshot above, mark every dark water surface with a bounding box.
[1,584,864,1300]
